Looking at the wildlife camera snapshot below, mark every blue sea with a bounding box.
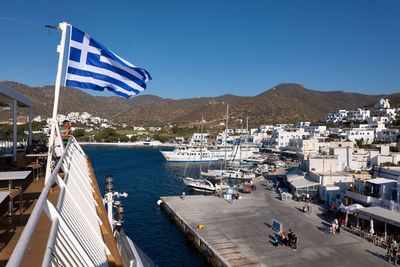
[83,146,209,267]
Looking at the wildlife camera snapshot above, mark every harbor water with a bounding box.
[83,145,209,267]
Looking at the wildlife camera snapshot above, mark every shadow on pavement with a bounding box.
[365,249,389,263]
[317,226,331,235]
[264,222,272,228]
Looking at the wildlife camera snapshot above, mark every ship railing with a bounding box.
[7,137,111,267]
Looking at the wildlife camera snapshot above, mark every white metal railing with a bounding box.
[7,138,110,267]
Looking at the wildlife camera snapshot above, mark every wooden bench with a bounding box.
[0,187,23,215]
[26,162,41,179]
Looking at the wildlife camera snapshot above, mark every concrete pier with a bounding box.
[161,176,392,267]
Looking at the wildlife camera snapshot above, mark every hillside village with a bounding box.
[28,98,400,207]
[1,84,400,266]
[28,97,399,151]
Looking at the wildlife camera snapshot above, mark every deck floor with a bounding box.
[0,174,59,267]
[163,176,392,267]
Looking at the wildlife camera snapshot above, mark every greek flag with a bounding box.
[65,26,151,98]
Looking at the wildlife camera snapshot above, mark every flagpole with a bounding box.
[45,22,69,184]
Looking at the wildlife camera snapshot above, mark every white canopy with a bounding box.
[339,203,364,215]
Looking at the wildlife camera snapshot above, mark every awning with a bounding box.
[290,178,319,189]
[0,83,35,108]
[287,175,320,189]
[366,178,397,185]
[282,150,297,154]
[339,203,364,215]
[357,206,400,227]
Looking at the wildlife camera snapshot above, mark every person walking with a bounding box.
[388,238,393,263]
[287,229,293,247]
[292,234,298,251]
[331,221,336,235]
[391,238,398,265]
[337,219,341,235]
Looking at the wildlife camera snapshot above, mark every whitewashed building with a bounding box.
[376,129,399,143]
[347,109,371,122]
[374,98,391,109]
[325,109,348,124]
[342,128,374,144]
[265,128,309,150]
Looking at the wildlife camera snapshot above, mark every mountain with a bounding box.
[1,81,398,127]
[0,81,161,122]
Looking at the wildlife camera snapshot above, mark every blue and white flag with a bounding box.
[65,26,151,98]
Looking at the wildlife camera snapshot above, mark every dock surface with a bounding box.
[162,177,391,267]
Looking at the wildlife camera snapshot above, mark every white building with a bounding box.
[303,125,327,137]
[288,138,329,154]
[325,109,348,124]
[302,154,339,173]
[347,109,371,122]
[265,128,309,150]
[376,129,399,143]
[235,129,249,134]
[374,98,390,109]
[343,128,374,144]
[330,147,378,172]
[190,133,209,145]
[296,121,311,128]
[33,115,42,122]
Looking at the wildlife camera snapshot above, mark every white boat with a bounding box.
[201,168,255,180]
[183,177,216,192]
[133,140,163,146]
[161,144,258,162]
[215,181,231,191]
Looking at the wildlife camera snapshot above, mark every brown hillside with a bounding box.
[1,81,397,127]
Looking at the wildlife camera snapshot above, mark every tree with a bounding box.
[356,138,364,148]
[326,134,340,142]
[340,121,352,128]
[326,122,336,128]
[73,129,85,138]
[119,135,130,142]
[393,114,400,127]
[153,134,169,143]
[390,146,399,153]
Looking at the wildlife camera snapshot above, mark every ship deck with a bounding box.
[161,175,392,267]
[0,173,57,266]
[0,157,123,266]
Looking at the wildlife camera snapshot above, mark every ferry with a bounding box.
[160,144,259,162]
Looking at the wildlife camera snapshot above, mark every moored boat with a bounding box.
[183,177,216,192]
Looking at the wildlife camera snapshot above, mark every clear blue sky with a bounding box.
[0,0,399,99]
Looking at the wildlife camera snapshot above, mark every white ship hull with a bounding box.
[201,169,255,180]
[161,145,259,162]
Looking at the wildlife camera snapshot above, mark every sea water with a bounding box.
[83,146,209,267]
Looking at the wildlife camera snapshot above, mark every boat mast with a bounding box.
[45,22,69,184]
[224,104,229,170]
[200,115,203,177]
